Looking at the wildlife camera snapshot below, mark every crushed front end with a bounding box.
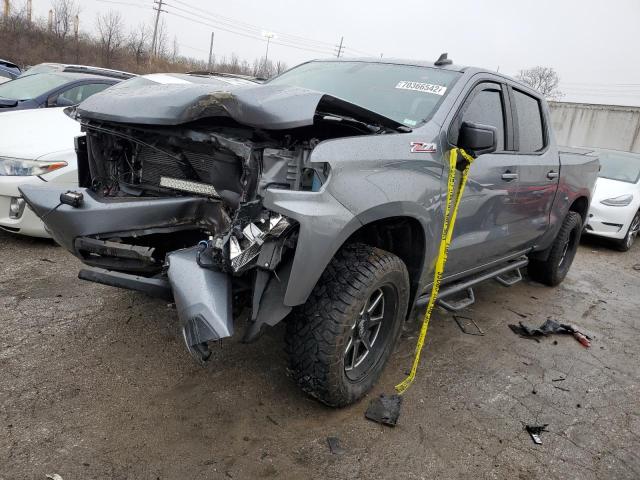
[19,81,400,364]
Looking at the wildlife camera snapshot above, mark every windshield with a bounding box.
[19,64,60,77]
[268,61,461,127]
[0,73,69,101]
[597,150,640,184]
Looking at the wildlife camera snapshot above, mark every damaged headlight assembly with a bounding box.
[197,204,297,275]
[0,157,67,176]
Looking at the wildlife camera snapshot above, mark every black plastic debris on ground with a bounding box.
[525,424,549,445]
[508,319,591,347]
[365,394,403,426]
[453,315,484,336]
[326,436,346,455]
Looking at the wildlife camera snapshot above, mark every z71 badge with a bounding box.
[410,142,437,153]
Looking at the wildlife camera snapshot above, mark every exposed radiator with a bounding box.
[137,146,222,186]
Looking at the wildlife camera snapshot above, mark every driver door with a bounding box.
[444,81,523,275]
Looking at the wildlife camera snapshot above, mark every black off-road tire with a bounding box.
[528,211,583,286]
[285,243,409,407]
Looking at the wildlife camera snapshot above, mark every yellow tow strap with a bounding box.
[395,147,475,395]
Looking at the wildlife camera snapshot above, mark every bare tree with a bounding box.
[51,0,79,41]
[171,35,179,61]
[96,10,124,67]
[275,60,287,75]
[516,66,563,100]
[126,23,149,66]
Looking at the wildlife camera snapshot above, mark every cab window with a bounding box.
[460,86,506,151]
[57,83,111,105]
[512,89,545,152]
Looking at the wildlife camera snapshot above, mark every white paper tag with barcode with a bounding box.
[395,81,447,95]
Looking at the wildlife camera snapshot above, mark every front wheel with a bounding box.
[615,210,640,252]
[528,211,583,286]
[285,243,409,407]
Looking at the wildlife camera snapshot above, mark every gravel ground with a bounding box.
[1,229,639,480]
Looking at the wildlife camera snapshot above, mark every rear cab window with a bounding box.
[512,89,545,152]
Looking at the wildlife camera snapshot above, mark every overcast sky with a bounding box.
[29,0,640,106]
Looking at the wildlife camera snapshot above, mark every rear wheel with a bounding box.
[528,211,583,286]
[285,243,409,407]
[615,210,640,252]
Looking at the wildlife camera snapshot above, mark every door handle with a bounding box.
[501,172,518,181]
[547,171,559,179]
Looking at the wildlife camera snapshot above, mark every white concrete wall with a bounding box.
[549,101,640,153]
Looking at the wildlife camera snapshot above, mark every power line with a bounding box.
[162,1,335,54]
[95,0,373,58]
[169,0,337,49]
[95,0,152,9]
[162,9,334,56]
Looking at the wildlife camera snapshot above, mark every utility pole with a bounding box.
[26,0,32,23]
[263,31,275,64]
[74,13,79,62]
[151,0,165,58]
[207,31,214,71]
[3,0,9,20]
[335,36,344,58]
[48,9,53,32]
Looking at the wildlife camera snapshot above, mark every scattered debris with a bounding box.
[453,315,484,336]
[551,377,566,382]
[327,436,346,455]
[365,394,403,427]
[554,385,570,392]
[266,415,279,426]
[46,475,64,480]
[507,308,528,319]
[508,319,592,347]
[633,264,640,271]
[40,258,55,264]
[525,424,548,445]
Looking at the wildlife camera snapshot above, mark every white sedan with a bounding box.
[0,107,80,237]
[586,148,640,251]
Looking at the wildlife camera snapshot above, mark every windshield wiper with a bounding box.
[318,112,412,134]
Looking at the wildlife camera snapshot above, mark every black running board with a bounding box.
[416,257,529,312]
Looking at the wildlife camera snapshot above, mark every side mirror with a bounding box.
[458,121,497,157]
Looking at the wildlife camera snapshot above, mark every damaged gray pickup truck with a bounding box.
[20,59,599,406]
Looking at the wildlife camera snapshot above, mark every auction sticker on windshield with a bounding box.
[395,81,447,95]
